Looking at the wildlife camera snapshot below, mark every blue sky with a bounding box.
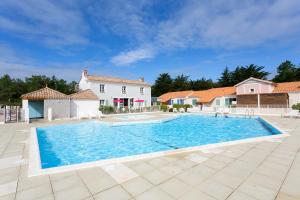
[0,0,300,84]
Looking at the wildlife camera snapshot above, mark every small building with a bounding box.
[21,87,99,122]
[158,91,198,106]
[158,77,300,109]
[235,77,300,107]
[79,70,151,108]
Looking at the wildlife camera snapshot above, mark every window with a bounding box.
[140,87,144,95]
[122,86,126,94]
[100,84,105,93]
[250,88,255,93]
[216,99,220,106]
[100,100,105,106]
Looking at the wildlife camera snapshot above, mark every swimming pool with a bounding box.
[36,115,281,169]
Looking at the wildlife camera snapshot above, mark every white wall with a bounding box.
[79,77,151,107]
[210,95,236,107]
[22,100,29,122]
[289,92,300,107]
[70,100,99,118]
[44,99,70,119]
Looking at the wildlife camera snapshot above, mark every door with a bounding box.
[29,101,44,119]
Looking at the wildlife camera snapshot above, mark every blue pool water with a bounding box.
[36,115,281,169]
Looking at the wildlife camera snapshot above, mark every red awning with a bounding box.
[134,99,144,102]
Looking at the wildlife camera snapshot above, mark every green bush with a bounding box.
[292,103,300,110]
[99,105,115,114]
[161,104,168,112]
[173,104,192,112]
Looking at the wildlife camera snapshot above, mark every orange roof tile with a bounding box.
[273,81,300,93]
[86,75,150,86]
[194,87,236,103]
[21,87,68,100]
[69,89,99,100]
[158,87,236,103]
[158,91,194,102]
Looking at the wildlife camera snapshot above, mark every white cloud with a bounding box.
[0,0,88,47]
[108,0,300,65]
[111,47,155,66]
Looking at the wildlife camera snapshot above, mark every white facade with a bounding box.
[70,100,99,118]
[79,71,151,108]
[209,95,237,108]
[169,97,198,106]
[289,92,300,107]
[44,99,70,119]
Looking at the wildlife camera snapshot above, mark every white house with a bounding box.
[79,70,151,108]
[21,87,99,122]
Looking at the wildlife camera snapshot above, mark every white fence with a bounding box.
[189,105,292,116]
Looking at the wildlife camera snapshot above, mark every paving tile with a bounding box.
[158,177,190,199]
[49,170,77,181]
[127,162,155,175]
[227,191,258,200]
[0,181,17,197]
[142,170,172,185]
[94,185,131,200]
[122,177,153,196]
[159,163,183,176]
[197,180,233,200]
[176,169,207,186]
[238,182,277,200]
[276,192,299,200]
[178,189,216,200]
[172,159,197,170]
[135,187,174,200]
[202,158,227,170]
[17,175,50,191]
[51,174,90,200]
[15,184,53,200]
[184,154,208,164]
[0,193,15,200]
[0,167,19,185]
[0,156,22,170]
[212,172,243,189]
[147,157,169,168]
[78,168,117,195]
[101,163,138,184]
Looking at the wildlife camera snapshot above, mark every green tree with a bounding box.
[230,64,270,85]
[173,74,190,91]
[273,60,300,82]
[0,74,77,105]
[151,73,173,97]
[218,67,232,86]
[190,78,215,90]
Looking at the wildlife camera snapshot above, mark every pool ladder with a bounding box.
[245,109,254,118]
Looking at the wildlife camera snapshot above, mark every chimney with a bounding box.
[82,69,88,77]
[139,77,144,82]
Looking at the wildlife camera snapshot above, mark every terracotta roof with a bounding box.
[86,75,150,86]
[194,87,236,103]
[158,87,236,103]
[273,81,300,93]
[158,91,194,102]
[21,87,68,100]
[69,89,99,100]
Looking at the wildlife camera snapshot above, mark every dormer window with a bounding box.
[122,86,126,94]
[250,88,255,93]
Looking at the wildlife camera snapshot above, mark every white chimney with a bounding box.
[82,69,88,77]
[139,77,144,82]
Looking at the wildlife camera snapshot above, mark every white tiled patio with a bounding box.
[0,115,299,200]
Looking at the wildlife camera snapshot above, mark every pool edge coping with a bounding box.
[28,115,290,177]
